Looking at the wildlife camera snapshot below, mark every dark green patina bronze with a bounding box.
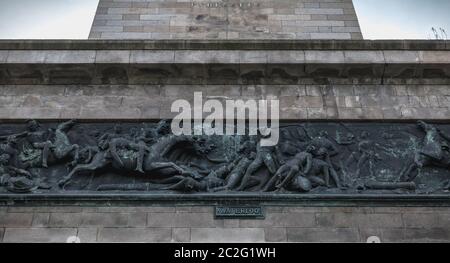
[1,119,450,200]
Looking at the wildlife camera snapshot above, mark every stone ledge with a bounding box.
[1,194,450,207]
[0,40,449,51]
[1,50,447,64]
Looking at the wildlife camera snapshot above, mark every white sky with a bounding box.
[0,0,449,39]
[0,0,99,39]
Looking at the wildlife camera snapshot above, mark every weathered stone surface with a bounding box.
[130,50,175,63]
[402,213,440,228]
[0,51,8,63]
[80,213,129,227]
[147,213,217,228]
[77,228,98,243]
[96,50,131,63]
[98,228,171,242]
[172,228,191,242]
[191,228,265,243]
[240,213,316,228]
[315,213,403,228]
[49,213,129,227]
[287,228,359,242]
[0,206,449,242]
[3,228,77,243]
[89,0,362,40]
[380,228,450,243]
[0,83,449,120]
[0,213,33,227]
[128,213,148,227]
[44,51,96,64]
[32,213,50,227]
[264,228,287,242]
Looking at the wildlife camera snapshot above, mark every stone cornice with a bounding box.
[0,40,449,85]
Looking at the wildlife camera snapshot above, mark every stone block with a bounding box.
[0,51,8,63]
[315,213,403,228]
[420,51,450,63]
[337,107,364,119]
[333,27,361,33]
[333,85,354,96]
[240,213,316,228]
[381,228,450,243]
[49,213,83,227]
[80,213,129,227]
[128,213,147,227]
[96,50,131,63]
[305,85,324,96]
[297,8,344,15]
[402,213,440,228]
[101,32,153,39]
[77,228,98,243]
[32,213,50,227]
[383,51,421,63]
[305,51,345,63]
[206,51,240,64]
[147,213,217,228]
[80,107,141,119]
[93,14,122,20]
[191,228,265,243]
[144,207,176,213]
[267,51,305,63]
[172,228,191,242]
[408,96,429,108]
[130,50,175,63]
[0,228,4,242]
[307,107,326,118]
[44,51,96,64]
[360,95,380,107]
[3,228,77,243]
[6,51,46,63]
[90,26,123,32]
[304,96,324,107]
[175,51,240,64]
[280,85,306,96]
[344,51,385,64]
[287,228,359,242]
[310,33,351,39]
[0,213,33,227]
[362,107,383,119]
[98,228,172,242]
[264,228,287,242]
[344,96,361,107]
[239,51,268,63]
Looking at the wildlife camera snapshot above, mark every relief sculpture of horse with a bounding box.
[58,134,208,187]
[400,121,450,182]
[19,120,80,168]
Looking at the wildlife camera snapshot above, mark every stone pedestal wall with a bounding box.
[1,205,450,243]
[90,0,363,40]
[1,40,450,242]
[0,84,450,120]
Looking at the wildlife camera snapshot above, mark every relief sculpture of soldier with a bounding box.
[1,119,450,194]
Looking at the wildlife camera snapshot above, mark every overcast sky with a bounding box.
[0,0,449,39]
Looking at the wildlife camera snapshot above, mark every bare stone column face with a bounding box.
[89,0,363,39]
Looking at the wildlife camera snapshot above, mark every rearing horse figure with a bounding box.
[400,121,450,182]
[20,120,80,168]
[58,134,203,187]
